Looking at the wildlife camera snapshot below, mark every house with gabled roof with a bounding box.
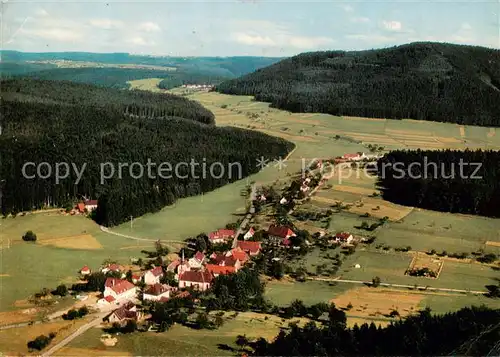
[143,283,175,302]
[236,240,261,256]
[206,264,236,277]
[178,270,213,291]
[188,251,206,269]
[334,232,354,244]
[243,228,255,240]
[101,264,122,274]
[226,247,249,264]
[84,199,98,211]
[80,265,91,276]
[100,278,137,304]
[208,229,235,244]
[106,301,140,324]
[144,266,164,285]
[268,225,296,246]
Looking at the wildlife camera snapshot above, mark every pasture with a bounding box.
[0,213,147,311]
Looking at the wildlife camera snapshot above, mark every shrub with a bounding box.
[22,230,37,242]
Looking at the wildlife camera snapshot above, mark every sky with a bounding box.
[2,0,499,57]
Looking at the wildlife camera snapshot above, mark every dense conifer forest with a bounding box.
[0,79,294,226]
[216,42,500,126]
[252,306,500,356]
[376,149,500,217]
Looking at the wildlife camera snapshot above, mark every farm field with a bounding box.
[0,213,147,312]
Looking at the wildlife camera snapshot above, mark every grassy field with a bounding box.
[0,213,148,311]
[61,311,308,356]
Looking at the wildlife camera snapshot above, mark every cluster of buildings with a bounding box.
[181,84,214,90]
[334,152,382,164]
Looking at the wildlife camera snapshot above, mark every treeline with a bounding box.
[376,149,500,217]
[252,306,500,356]
[1,78,214,124]
[14,67,177,89]
[216,42,500,127]
[1,79,294,226]
[158,72,229,90]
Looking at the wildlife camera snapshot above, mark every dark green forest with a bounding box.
[7,68,178,89]
[376,149,500,217]
[252,306,500,356]
[216,42,500,127]
[0,79,294,226]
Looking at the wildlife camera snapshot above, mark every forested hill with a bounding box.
[216,42,500,127]
[1,78,215,124]
[0,79,294,226]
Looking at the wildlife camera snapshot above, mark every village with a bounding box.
[60,152,380,330]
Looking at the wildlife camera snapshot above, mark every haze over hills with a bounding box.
[0,50,284,88]
[216,42,500,127]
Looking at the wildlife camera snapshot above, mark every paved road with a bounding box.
[308,277,489,295]
[100,226,187,245]
[232,183,256,249]
[41,312,108,357]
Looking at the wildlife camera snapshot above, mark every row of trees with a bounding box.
[1,79,295,226]
[376,149,500,217]
[216,42,500,127]
[252,306,500,356]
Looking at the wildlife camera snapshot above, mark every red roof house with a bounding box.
[80,265,91,275]
[178,270,213,291]
[208,229,235,243]
[103,278,136,300]
[268,225,296,246]
[144,266,164,285]
[76,203,85,213]
[206,264,236,276]
[228,247,249,263]
[236,240,262,256]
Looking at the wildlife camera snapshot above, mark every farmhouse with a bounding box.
[167,259,181,273]
[206,264,237,277]
[188,251,206,269]
[143,283,174,302]
[208,229,235,244]
[226,247,249,264]
[80,265,91,276]
[106,302,140,324]
[178,270,213,291]
[243,228,255,240]
[268,225,296,246]
[131,273,142,284]
[236,240,261,256]
[144,266,164,285]
[102,277,137,302]
[84,199,98,211]
[334,232,354,244]
[101,264,122,275]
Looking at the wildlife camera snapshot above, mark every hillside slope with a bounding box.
[216,42,500,127]
[0,79,294,226]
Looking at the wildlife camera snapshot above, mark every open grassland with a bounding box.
[63,311,309,356]
[0,213,148,311]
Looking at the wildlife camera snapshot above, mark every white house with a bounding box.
[107,302,139,324]
[101,264,122,275]
[188,251,205,269]
[144,266,164,285]
[243,228,255,240]
[178,270,213,291]
[80,265,91,276]
[101,278,137,303]
[143,283,174,302]
[334,232,354,244]
[84,199,98,211]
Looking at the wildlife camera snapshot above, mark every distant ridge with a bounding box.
[216,42,500,127]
